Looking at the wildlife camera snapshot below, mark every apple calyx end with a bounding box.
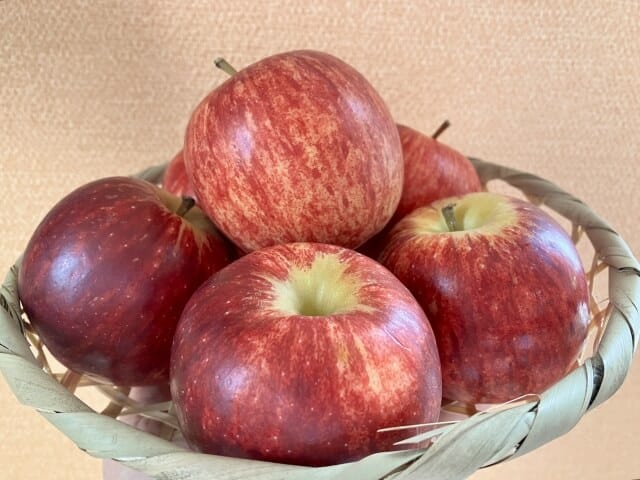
[442,203,459,232]
[432,120,451,141]
[214,57,238,76]
[176,196,197,217]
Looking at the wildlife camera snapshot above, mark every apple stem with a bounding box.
[442,203,459,232]
[432,120,451,140]
[214,57,238,76]
[176,197,196,217]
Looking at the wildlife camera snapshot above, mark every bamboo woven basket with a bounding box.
[1,157,638,480]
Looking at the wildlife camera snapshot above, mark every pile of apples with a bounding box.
[17,50,590,467]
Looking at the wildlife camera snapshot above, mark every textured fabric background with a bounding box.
[1,1,638,479]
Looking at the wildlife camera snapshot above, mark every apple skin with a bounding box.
[170,242,441,466]
[379,192,590,404]
[162,150,197,201]
[359,124,482,258]
[18,177,234,386]
[184,50,404,252]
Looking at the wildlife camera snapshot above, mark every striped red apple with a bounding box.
[394,122,482,224]
[184,50,404,252]
[162,150,197,201]
[170,242,442,466]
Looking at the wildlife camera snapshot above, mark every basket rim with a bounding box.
[0,157,638,480]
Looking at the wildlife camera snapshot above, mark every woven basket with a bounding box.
[1,157,638,480]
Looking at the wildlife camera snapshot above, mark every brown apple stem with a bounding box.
[432,120,451,140]
[214,57,238,76]
[176,197,196,217]
[442,203,459,232]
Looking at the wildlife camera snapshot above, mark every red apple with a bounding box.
[18,177,234,386]
[359,121,482,258]
[379,192,590,404]
[170,242,441,466]
[162,150,197,201]
[394,122,482,222]
[184,50,404,252]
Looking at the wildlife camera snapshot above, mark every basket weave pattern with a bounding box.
[0,158,638,479]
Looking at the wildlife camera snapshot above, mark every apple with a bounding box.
[184,50,404,252]
[379,192,590,404]
[359,121,482,258]
[394,121,482,222]
[170,242,442,466]
[162,150,197,201]
[18,177,234,386]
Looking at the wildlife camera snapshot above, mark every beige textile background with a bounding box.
[1,1,639,479]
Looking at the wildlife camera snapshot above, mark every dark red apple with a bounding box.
[162,150,197,201]
[170,242,441,466]
[18,177,234,386]
[379,192,590,404]
[184,50,404,252]
[359,121,482,258]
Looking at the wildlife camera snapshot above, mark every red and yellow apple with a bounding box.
[18,177,234,385]
[394,123,482,223]
[379,192,590,404]
[170,242,441,466]
[162,150,197,201]
[184,50,404,252]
